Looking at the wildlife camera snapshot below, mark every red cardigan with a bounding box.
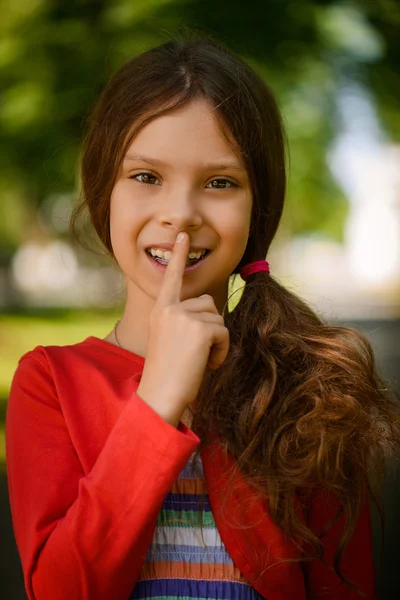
[5,336,376,600]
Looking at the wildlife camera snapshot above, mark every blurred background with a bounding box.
[1,0,399,598]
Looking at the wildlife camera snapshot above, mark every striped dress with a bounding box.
[131,450,266,599]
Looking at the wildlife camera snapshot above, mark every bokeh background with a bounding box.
[1,0,399,598]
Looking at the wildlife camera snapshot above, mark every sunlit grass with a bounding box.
[0,310,121,394]
[0,309,121,468]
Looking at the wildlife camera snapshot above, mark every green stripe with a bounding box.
[156,508,216,528]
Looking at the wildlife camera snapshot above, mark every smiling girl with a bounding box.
[104,97,251,361]
[6,35,400,600]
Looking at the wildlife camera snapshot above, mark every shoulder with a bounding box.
[12,339,91,383]
[9,338,103,404]
[6,338,112,433]
[14,336,121,376]
[10,336,144,400]
[16,337,91,365]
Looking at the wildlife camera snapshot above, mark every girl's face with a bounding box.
[110,98,252,310]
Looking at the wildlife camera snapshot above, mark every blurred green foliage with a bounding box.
[0,0,399,254]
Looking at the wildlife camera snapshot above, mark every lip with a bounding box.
[145,248,211,273]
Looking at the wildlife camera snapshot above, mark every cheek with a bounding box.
[110,184,148,235]
[218,202,252,245]
[109,193,135,259]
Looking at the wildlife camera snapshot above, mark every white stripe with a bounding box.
[154,526,224,548]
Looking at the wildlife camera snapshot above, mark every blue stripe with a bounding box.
[145,543,234,564]
[178,455,204,478]
[163,493,211,511]
[130,578,263,599]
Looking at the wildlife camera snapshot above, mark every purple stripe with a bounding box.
[130,577,265,599]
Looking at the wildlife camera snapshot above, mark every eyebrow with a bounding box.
[124,153,245,172]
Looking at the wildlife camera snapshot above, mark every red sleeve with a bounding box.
[5,350,200,600]
[303,486,377,599]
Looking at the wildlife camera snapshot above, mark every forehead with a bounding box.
[124,98,243,167]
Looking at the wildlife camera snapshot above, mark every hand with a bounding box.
[136,231,230,424]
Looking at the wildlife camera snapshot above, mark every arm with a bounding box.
[5,350,200,600]
[303,486,377,599]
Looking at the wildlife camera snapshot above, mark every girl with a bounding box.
[6,35,400,600]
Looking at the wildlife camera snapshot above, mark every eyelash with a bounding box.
[130,172,238,189]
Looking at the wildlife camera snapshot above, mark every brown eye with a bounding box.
[132,173,161,185]
[206,179,236,189]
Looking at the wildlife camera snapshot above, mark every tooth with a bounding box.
[149,247,207,261]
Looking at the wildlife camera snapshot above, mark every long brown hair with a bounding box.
[70,34,400,597]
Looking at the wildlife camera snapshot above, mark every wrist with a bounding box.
[136,384,184,429]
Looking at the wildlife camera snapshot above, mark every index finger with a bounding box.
[156,231,189,307]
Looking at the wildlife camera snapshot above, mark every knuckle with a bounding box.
[202,294,217,306]
[220,325,230,341]
[202,295,219,313]
[191,319,206,336]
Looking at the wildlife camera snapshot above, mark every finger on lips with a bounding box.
[157,231,189,307]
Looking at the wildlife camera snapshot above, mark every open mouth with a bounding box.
[145,248,211,268]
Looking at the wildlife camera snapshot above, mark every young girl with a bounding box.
[6,35,400,600]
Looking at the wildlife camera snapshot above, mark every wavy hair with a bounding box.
[70,34,400,598]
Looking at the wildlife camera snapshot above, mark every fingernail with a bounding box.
[176,232,185,243]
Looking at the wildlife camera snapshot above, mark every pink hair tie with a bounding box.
[240,260,270,281]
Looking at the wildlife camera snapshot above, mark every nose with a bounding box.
[157,186,203,231]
